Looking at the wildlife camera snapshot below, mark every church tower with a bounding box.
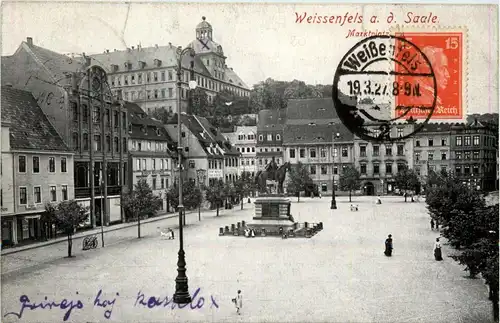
[196,16,213,40]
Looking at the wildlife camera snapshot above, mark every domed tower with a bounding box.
[189,16,227,82]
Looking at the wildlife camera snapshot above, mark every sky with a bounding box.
[1,2,498,115]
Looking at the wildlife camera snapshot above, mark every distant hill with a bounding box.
[467,113,499,125]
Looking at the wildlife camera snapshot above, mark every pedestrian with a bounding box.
[384,234,393,257]
[430,219,435,230]
[319,192,322,199]
[434,237,443,261]
[232,290,243,315]
[435,219,440,231]
[376,195,382,204]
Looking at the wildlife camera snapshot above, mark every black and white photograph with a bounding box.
[1,2,499,322]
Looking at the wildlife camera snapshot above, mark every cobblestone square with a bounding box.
[1,197,492,322]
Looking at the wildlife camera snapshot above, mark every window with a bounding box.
[473,135,480,146]
[416,167,421,176]
[299,149,305,158]
[142,159,147,170]
[320,165,327,174]
[397,163,405,173]
[321,183,328,192]
[123,138,128,152]
[168,88,173,98]
[310,148,316,158]
[310,165,316,175]
[62,185,68,201]
[333,148,338,157]
[106,135,111,152]
[93,107,100,123]
[342,147,348,157]
[360,164,367,174]
[19,187,27,205]
[373,164,380,175]
[32,157,40,173]
[136,158,141,171]
[385,146,392,156]
[168,70,173,80]
[385,163,392,174]
[289,149,296,158]
[360,146,367,157]
[464,165,470,175]
[373,145,380,156]
[473,151,479,159]
[455,166,461,175]
[333,166,338,175]
[464,136,471,146]
[258,135,263,141]
[267,134,272,141]
[441,138,447,146]
[61,157,67,172]
[82,104,89,123]
[19,156,26,173]
[455,151,462,159]
[122,112,127,129]
[114,111,119,128]
[106,109,111,126]
[152,178,157,190]
[428,152,434,160]
[83,134,89,150]
[189,160,195,168]
[441,151,447,160]
[428,138,434,146]
[397,144,404,156]
[94,135,101,152]
[71,102,78,121]
[456,136,463,146]
[473,164,479,174]
[320,148,327,158]
[153,72,158,82]
[464,151,471,160]
[276,134,281,141]
[440,166,447,173]
[49,157,56,173]
[114,137,119,153]
[50,186,57,202]
[72,132,79,150]
[415,152,420,161]
[34,186,41,204]
[416,139,420,147]
[397,128,404,137]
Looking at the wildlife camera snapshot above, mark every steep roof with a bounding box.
[1,86,69,151]
[417,122,453,134]
[126,102,174,145]
[286,98,339,125]
[90,44,212,77]
[283,122,354,145]
[257,109,287,131]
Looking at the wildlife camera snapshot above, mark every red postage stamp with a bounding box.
[394,31,464,119]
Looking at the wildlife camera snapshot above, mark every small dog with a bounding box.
[350,204,359,212]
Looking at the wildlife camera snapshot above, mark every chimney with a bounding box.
[26,37,33,47]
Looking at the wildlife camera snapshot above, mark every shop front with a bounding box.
[2,213,48,247]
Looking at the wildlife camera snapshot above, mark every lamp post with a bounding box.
[173,45,197,305]
[331,132,340,210]
[196,169,207,222]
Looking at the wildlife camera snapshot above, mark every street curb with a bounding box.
[1,209,206,256]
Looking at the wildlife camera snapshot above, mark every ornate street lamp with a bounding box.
[196,169,207,222]
[331,132,341,210]
[173,45,197,305]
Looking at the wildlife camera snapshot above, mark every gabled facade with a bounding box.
[165,113,240,187]
[223,126,257,177]
[1,86,75,246]
[2,38,129,227]
[90,16,250,115]
[126,102,176,212]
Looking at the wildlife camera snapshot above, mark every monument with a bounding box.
[218,158,323,238]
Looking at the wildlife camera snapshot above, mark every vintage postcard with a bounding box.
[1,2,498,323]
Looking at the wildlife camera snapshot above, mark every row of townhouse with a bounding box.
[252,98,498,196]
[1,37,245,247]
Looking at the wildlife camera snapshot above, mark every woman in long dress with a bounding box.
[434,237,443,261]
[384,234,393,257]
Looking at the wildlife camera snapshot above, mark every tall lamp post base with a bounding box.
[173,249,192,304]
[330,199,337,209]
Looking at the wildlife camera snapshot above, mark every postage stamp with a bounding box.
[332,35,437,142]
[390,26,468,120]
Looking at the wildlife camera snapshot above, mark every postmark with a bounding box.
[390,26,468,120]
[332,35,437,142]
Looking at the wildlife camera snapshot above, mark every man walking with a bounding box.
[233,290,243,315]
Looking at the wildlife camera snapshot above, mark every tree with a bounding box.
[45,200,89,258]
[223,181,237,208]
[394,166,420,201]
[339,165,361,202]
[150,107,173,124]
[190,88,210,116]
[286,162,313,202]
[205,179,225,216]
[121,179,162,238]
[166,180,202,211]
[234,172,254,210]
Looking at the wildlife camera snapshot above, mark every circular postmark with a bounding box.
[332,35,437,142]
